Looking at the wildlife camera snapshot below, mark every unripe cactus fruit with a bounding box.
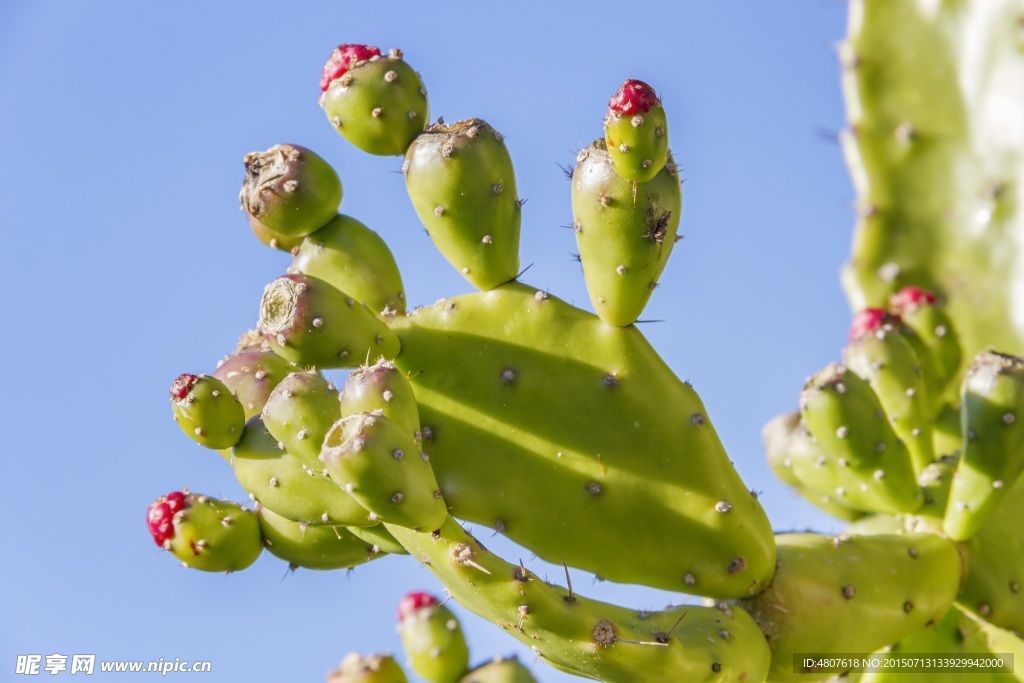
[146,490,262,572]
[261,371,340,470]
[169,373,246,449]
[890,286,963,399]
[321,45,428,156]
[327,653,409,683]
[321,412,446,531]
[212,350,294,420]
[258,273,400,369]
[571,138,682,327]
[404,119,521,290]
[257,505,384,571]
[459,656,537,683]
[603,79,669,183]
[397,591,470,683]
[240,144,342,237]
[340,358,420,439]
[247,214,305,252]
[290,214,407,317]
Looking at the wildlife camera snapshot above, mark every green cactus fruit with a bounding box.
[321,412,446,531]
[231,416,371,527]
[290,214,406,317]
[339,358,420,439]
[858,605,1022,683]
[944,351,1024,541]
[844,318,935,474]
[603,79,669,183]
[261,371,339,470]
[146,490,261,572]
[800,363,922,515]
[386,517,771,683]
[397,592,470,683]
[346,523,408,556]
[389,282,774,597]
[762,412,867,522]
[571,138,682,327]
[247,213,305,252]
[404,118,521,290]
[958,474,1024,634]
[169,373,246,450]
[933,402,963,459]
[327,653,409,683]
[320,45,428,156]
[257,273,400,368]
[740,532,962,683]
[914,454,958,524]
[891,287,964,398]
[458,656,536,683]
[256,505,383,571]
[212,350,294,421]
[239,144,341,237]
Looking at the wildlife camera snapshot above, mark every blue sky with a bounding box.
[0,2,855,680]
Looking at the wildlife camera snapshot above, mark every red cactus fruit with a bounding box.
[608,79,659,117]
[397,591,439,621]
[170,374,198,401]
[320,44,382,91]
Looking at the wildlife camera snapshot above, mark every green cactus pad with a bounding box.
[212,350,294,421]
[404,119,521,290]
[258,273,400,368]
[321,50,428,156]
[257,505,383,571]
[844,326,935,473]
[230,416,371,527]
[170,374,246,450]
[398,596,470,683]
[322,412,446,531]
[800,363,922,514]
[571,138,682,327]
[261,370,339,470]
[156,492,262,572]
[326,653,409,683]
[839,0,1024,361]
[390,282,775,597]
[339,358,420,439]
[239,144,341,237]
[944,351,1024,541]
[459,656,537,683]
[290,214,406,317]
[740,532,962,683]
[387,517,771,683]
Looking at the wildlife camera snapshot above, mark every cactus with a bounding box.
[148,8,1024,681]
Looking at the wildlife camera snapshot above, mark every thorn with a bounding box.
[515,263,534,280]
[634,319,665,324]
[563,558,576,603]
[557,162,574,179]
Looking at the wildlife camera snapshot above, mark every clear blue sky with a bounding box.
[0,2,854,680]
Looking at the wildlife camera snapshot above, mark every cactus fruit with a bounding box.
[346,523,408,557]
[261,370,339,470]
[212,349,294,420]
[459,657,537,683]
[740,532,962,682]
[571,138,682,326]
[327,653,408,683]
[603,79,669,183]
[320,45,428,156]
[257,505,384,571]
[240,144,342,237]
[257,273,400,368]
[169,373,246,449]
[321,412,446,531]
[339,358,420,439]
[890,286,963,396]
[146,490,262,572]
[943,351,1024,541]
[290,214,406,317]
[404,119,521,290]
[397,592,470,683]
[247,214,305,252]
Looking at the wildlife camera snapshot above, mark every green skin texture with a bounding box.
[800,364,922,515]
[327,654,409,683]
[231,416,372,527]
[340,359,421,442]
[261,370,339,470]
[258,273,400,369]
[171,374,246,450]
[399,602,471,683]
[740,532,962,683]
[346,523,408,556]
[387,517,771,683]
[405,119,521,291]
[257,505,385,571]
[898,300,964,406]
[167,493,262,572]
[322,55,428,157]
[322,412,447,531]
[839,0,1024,362]
[843,328,934,474]
[571,139,682,327]
[247,214,304,252]
[944,352,1024,541]
[459,657,537,683]
[390,282,775,597]
[604,105,669,183]
[212,350,295,421]
[290,214,406,317]
[240,144,342,237]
